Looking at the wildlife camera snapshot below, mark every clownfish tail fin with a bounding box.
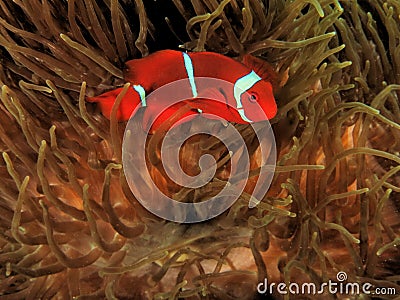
[86,86,142,121]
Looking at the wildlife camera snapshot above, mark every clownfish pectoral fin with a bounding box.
[241,54,279,90]
[190,88,246,124]
[143,102,199,134]
[86,86,141,121]
[196,87,227,102]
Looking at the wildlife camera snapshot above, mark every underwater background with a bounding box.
[0,0,399,299]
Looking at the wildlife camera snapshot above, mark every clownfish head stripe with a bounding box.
[182,52,198,98]
[233,70,262,122]
[133,84,146,107]
[238,108,253,122]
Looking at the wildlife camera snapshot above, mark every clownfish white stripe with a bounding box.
[233,70,262,122]
[182,52,198,98]
[133,84,146,107]
[238,108,253,122]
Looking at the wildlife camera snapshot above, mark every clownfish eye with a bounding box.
[249,92,258,103]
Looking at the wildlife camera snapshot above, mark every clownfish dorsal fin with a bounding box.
[241,54,279,90]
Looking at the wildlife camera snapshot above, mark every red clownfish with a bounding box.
[87,50,277,131]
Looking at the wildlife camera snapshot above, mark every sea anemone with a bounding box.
[0,0,399,299]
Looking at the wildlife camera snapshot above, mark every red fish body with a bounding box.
[87,50,277,131]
